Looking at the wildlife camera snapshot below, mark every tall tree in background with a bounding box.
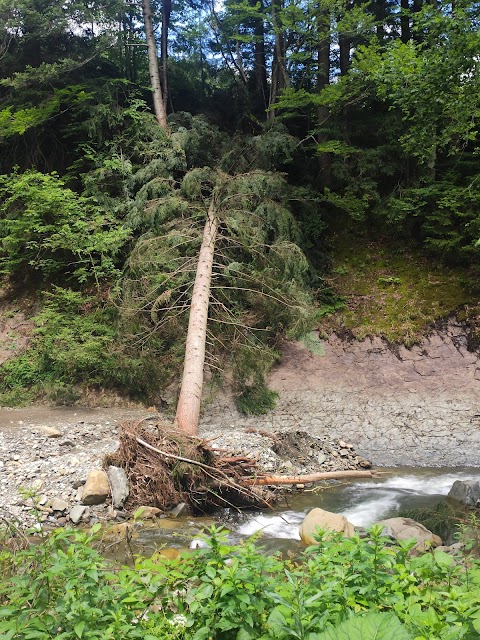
[142,0,168,128]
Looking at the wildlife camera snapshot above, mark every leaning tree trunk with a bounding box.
[142,0,168,129]
[174,199,218,436]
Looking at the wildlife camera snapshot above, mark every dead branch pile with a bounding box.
[105,421,272,513]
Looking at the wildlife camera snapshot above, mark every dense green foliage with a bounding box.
[2,525,480,639]
[0,0,479,404]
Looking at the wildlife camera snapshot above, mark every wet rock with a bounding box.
[136,506,161,519]
[448,480,480,508]
[103,522,134,541]
[107,466,129,509]
[377,517,442,552]
[190,538,210,549]
[81,470,110,505]
[69,505,88,524]
[299,508,355,545]
[169,502,187,518]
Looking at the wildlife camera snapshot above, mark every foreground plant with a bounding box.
[1,524,480,639]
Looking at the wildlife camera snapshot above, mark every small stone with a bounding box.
[72,479,85,489]
[136,506,161,519]
[106,506,117,519]
[169,502,187,518]
[296,484,305,490]
[339,449,349,457]
[358,458,372,469]
[338,440,347,448]
[50,497,69,512]
[37,426,62,438]
[69,505,88,524]
[317,452,327,465]
[81,470,110,505]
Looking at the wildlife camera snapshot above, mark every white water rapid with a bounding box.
[236,469,480,541]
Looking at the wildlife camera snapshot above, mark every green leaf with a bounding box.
[310,612,413,640]
[74,621,85,638]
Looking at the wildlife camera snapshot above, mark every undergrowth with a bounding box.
[0,287,166,406]
[1,524,480,639]
[322,230,479,345]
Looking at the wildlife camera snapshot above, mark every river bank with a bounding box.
[2,317,480,528]
[205,319,480,467]
[0,406,373,528]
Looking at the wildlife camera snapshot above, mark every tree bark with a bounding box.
[253,0,268,114]
[268,0,289,120]
[245,470,377,485]
[400,0,410,42]
[174,199,218,435]
[161,0,172,108]
[141,0,168,129]
[317,7,331,187]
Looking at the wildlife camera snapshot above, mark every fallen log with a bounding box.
[244,470,378,486]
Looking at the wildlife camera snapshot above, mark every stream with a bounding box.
[129,468,480,558]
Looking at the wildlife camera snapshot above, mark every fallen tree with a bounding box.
[105,421,274,512]
[106,420,379,513]
[244,470,379,485]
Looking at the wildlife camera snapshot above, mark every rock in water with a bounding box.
[170,502,187,518]
[82,469,110,505]
[299,508,355,545]
[107,466,129,509]
[136,506,161,519]
[448,480,480,508]
[377,517,442,552]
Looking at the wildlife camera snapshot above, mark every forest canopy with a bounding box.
[0,0,479,409]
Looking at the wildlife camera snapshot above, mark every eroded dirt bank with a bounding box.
[205,319,480,467]
[1,318,479,526]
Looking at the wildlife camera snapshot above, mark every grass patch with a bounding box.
[322,231,479,345]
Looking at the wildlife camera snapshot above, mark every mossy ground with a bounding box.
[321,229,480,345]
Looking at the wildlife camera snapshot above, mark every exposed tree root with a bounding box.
[105,421,274,514]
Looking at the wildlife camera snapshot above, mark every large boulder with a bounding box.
[82,469,110,505]
[377,517,442,552]
[448,480,480,508]
[299,508,355,545]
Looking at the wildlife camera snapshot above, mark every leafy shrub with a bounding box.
[2,525,480,640]
[0,169,129,281]
[0,287,165,404]
[235,381,278,415]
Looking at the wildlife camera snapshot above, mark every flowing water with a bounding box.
[127,468,480,558]
[233,468,480,545]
